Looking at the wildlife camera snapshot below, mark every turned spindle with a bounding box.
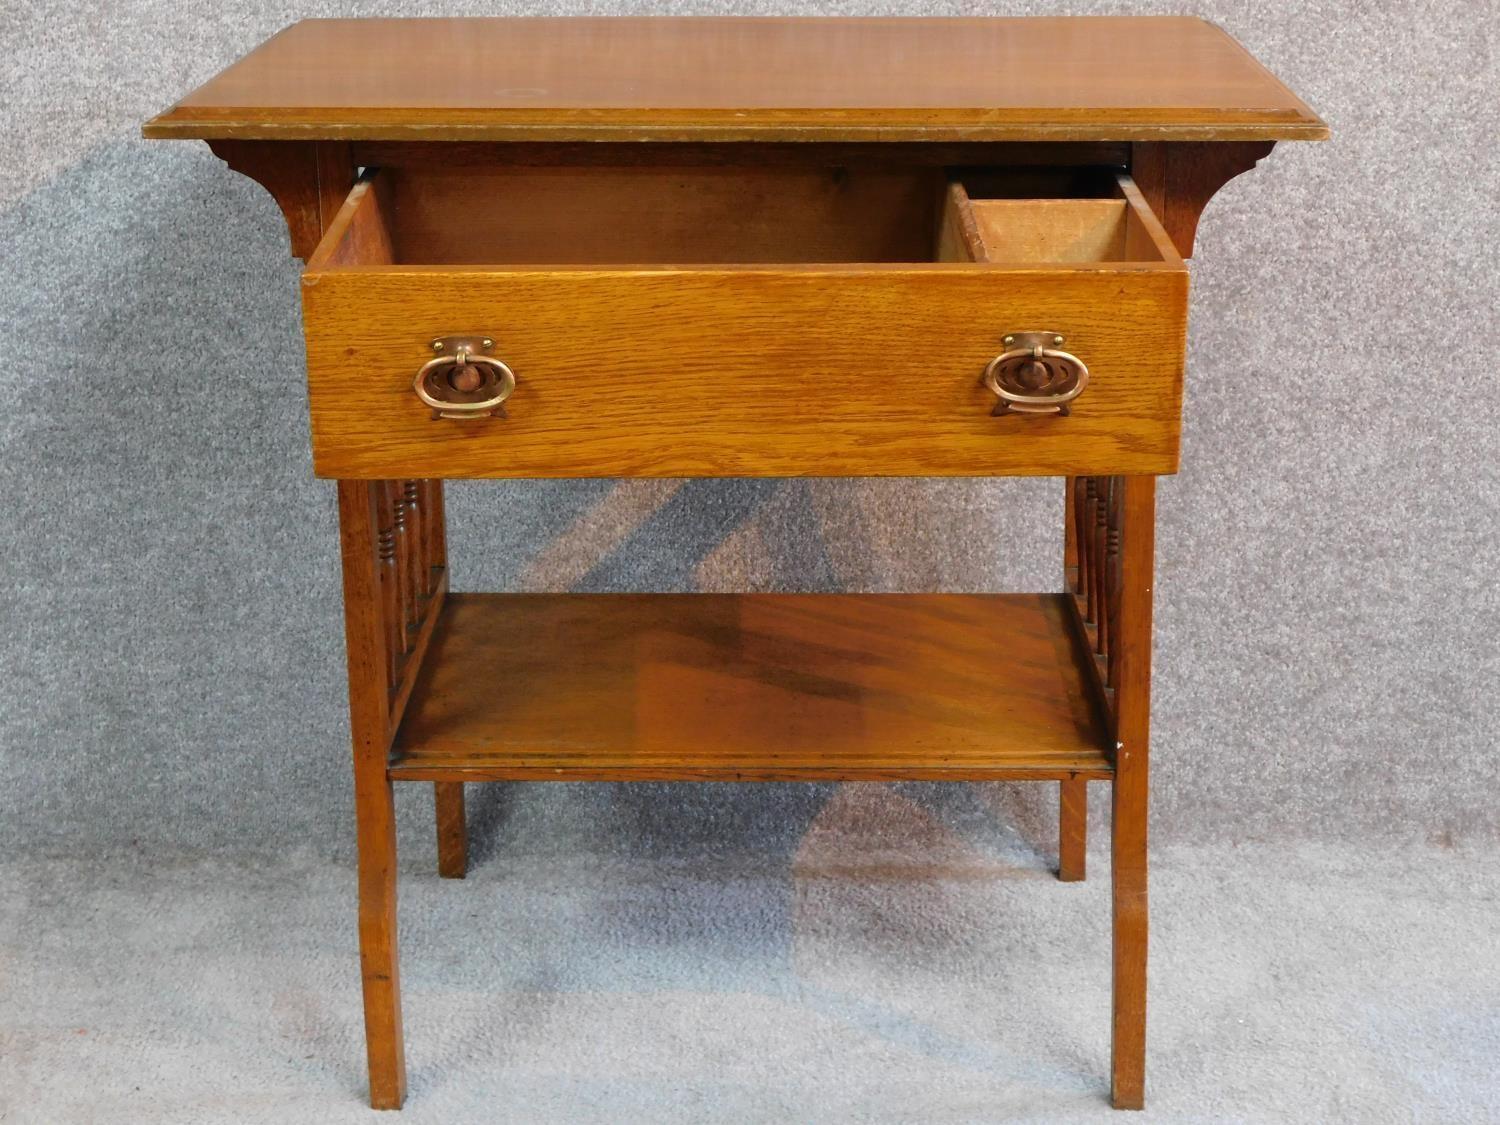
[1072,477,1090,600]
[376,485,401,687]
[1106,485,1123,688]
[1094,478,1111,658]
[1083,478,1100,623]
[402,481,422,629]
[388,482,412,653]
[421,480,447,586]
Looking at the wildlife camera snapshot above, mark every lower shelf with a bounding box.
[388,593,1112,782]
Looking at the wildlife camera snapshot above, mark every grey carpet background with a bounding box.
[6,840,1499,1122]
[2,3,1497,854]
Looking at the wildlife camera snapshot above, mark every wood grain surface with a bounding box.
[335,481,407,1109]
[433,782,467,879]
[387,593,1113,782]
[378,163,947,265]
[143,17,1327,143]
[1109,475,1156,1110]
[134,19,1328,1113]
[300,173,1188,479]
[1059,776,1089,882]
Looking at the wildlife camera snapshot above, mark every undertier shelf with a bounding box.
[388,593,1113,782]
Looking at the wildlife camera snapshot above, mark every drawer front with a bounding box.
[302,265,1186,478]
[300,167,1187,479]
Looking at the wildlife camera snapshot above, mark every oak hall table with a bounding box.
[144,17,1325,1110]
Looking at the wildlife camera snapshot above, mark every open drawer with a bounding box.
[300,164,1187,478]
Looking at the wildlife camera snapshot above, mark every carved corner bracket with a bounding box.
[206,140,354,261]
[1129,141,1277,259]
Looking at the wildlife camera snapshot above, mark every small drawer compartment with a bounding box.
[300,163,1186,478]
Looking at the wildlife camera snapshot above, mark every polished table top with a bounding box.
[143,16,1327,143]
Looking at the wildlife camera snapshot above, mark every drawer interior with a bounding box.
[312,165,1181,269]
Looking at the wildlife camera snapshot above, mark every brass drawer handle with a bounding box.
[983,332,1089,416]
[414,336,516,420]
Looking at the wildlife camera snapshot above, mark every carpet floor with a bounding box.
[2,788,1495,1123]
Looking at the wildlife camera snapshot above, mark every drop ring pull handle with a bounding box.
[414,336,516,420]
[982,332,1089,416]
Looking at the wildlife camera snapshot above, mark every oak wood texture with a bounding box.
[1064,478,1124,739]
[335,477,451,1109]
[1109,476,1156,1110]
[140,18,1328,1111]
[938,180,1166,267]
[335,481,408,1110]
[187,133,1294,268]
[1058,474,1153,1101]
[936,182,988,264]
[1130,140,1278,257]
[350,140,1136,170]
[1057,478,1090,888]
[377,163,947,265]
[144,17,1326,143]
[207,141,354,260]
[433,782,467,879]
[300,170,1187,479]
[969,187,1174,265]
[387,593,1113,783]
[971,200,1130,264]
[1059,777,1088,882]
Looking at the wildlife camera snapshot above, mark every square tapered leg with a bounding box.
[435,782,468,878]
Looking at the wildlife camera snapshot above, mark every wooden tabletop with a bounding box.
[143,17,1326,143]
